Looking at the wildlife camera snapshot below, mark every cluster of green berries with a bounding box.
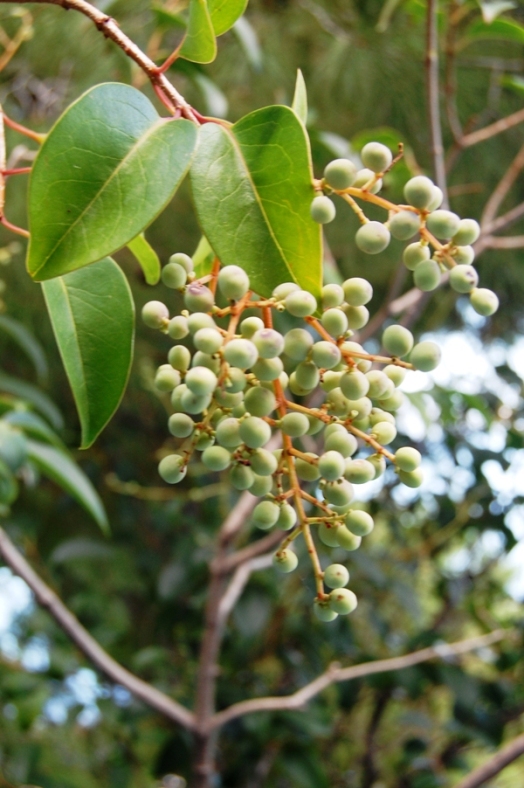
[309,142,499,318]
[142,258,441,622]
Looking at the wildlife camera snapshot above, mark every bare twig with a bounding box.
[208,629,508,730]
[426,0,448,206]
[216,531,283,575]
[444,1,463,144]
[481,202,524,238]
[454,733,524,788]
[0,0,197,121]
[0,526,195,730]
[460,107,524,149]
[480,142,524,229]
[477,235,524,250]
[217,554,273,628]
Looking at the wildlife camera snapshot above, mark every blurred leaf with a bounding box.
[27,83,198,281]
[477,0,516,23]
[0,315,48,383]
[233,16,263,71]
[193,73,229,117]
[464,17,524,44]
[292,69,308,125]
[209,0,248,36]
[0,456,18,504]
[152,5,186,29]
[192,235,215,277]
[50,537,115,563]
[126,233,160,285]
[501,74,524,94]
[0,373,63,430]
[25,440,108,532]
[3,410,65,448]
[190,105,322,297]
[42,258,135,449]
[179,0,217,64]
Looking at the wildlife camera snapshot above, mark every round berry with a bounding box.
[187,312,216,334]
[395,446,421,472]
[272,282,300,301]
[252,328,285,359]
[404,175,435,210]
[168,345,191,372]
[426,210,460,240]
[324,430,358,458]
[180,389,211,415]
[367,453,386,478]
[345,509,374,536]
[361,141,392,173]
[307,412,326,435]
[276,504,297,530]
[252,357,283,381]
[389,210,420,240]
[344,305,370,329]
[239,416,272,449]
[284,328,314,360]
[324,563,350,589]
[194,327,223,354]
[158,454,186,484]
[370,408,395,426]
[252,500,280,529]
[322,283,345,309]
[470,288,499,316]
[185,366,217,396]
[142,300,169,329]
[329,588,357,615]
[353,168,383,193]
[413,259,441,291]
[184,283,214,312]
[285,290,318,317]
[355,222,391,255]
[372,421,397,445]
[382,325,414,357]
[295,361,320,390]
[449,265,478,294]
[273,549,298,572]
[452,218,480,246]
[225,368,247,393]
[427,185,444,212]
[340,369,370,400]
[324,158,357,189]
[318,450,346,481]
[240,316,264,338]
[403,242,430,270]
[230,464,255,490]
[343,277,373,306]
[344,459,375,484]
[224,338,259,370]
[249,474,273,497]
[280,412,310,437]
[365,370,390,399]
[218,265,250,301]
[310,195,336,224]
[323,479,354,506]
[161,262,187,289]
[168,315,189,340]
[168,413,194,438]
[154,364,181,392]
[295,454,320,481]
[244,387,276,417]
[452,245,475,266]
[321,308,348,337]
[215,418,242,448]
[336,526,362,551]
[202,446,232,471]
[250,448,278,476]
[398,467,424,487]
[319,523,340,547]
[314,601,338,622]
[409,340,441,371]
[384,364,407,386]
[312,341,341,369]
[169,252,193,273]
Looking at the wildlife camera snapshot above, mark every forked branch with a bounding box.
[454,732,524,788]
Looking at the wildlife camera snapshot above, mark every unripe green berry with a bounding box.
[239,416,271,449]
[372,421,397,445]
[345,509,374,536]
[272,282,300,301]
[404,175,435,210]
[426,210,460,240]
[218,265,250,301]
[215,418,242,448]
[249,474,273,497]
[312,341,341,369]
[168,315,189,340]
[184,283,214,312]
[452,218,480,246]
[288,373,310,397]
[158,454,186,484]
[295,361,320,390]
[276,503,297,530]
[322,283,345,309]
[344,459,375,484]
[326,388,351,418]
[452,245,475,265]
[283,328,314,361]
[285,290,318,317]
[470,288,499,316]
[324,158,357,189]
[314,601,338,622]
[353,168,382,193]
[449,265,478,294]
[329,587,358,615]
[318,450,346,481]
[323,479,354,506]
[252,500,280,529]
[168,412,194,438]
[252,357,283,381]
[319,523,340,547]
[384,365,407,386]
[161,262,187,289]
[336,526,362,551]
[320,371,342,393]
[252,328,284,359]
[168,345,191,372]
[310,195,336,224]
[398,467,424,487]
[389,210,420,240]
[324,563,350,589]
[224,338,259,370]
[340,369,370,400]
[355,222,391,255]
[324,430,358,457]
[244,387,276,417]
[192,327,222,354]
[409,340,441,371]
[240,316,264,338]
[403,242,430,270]
[361,141,392,173]
[202,446,231,471]
[370,408,395,426]
[230,464,255,490]
[343,277,373,306]
[427,185,443,212]
[187,312,216,334]
[367,453,386,478]
[192,351,220,374]
[195,432,215,452]
[273,549,298,572]
[321,308,348,337]
[280,412,310,437]
[307,412,326,435]
[414,259,441,291]
[395,446,421,472]
[169,252,193,273]
[365,370,390,399]
[142,300,169,329]
[225,368,247,393]
[154,364,181,392]
[170,383,187,412]
[295,453,321,481]
[343,305,370,329]
[382,325,414,357]
[185,366,217,396]
[250,448,278,476]
[181,389,211,415]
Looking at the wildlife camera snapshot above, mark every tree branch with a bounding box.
[0,526,195,730]
[476,235,524,250]
[208,629,508,731]
[0,0,198,121]
[426,0,448,205]
[454,732,524,788]
[460,107,524,149]
[481,202,524,238]
[217,554,273,629]
[480,142,524,230]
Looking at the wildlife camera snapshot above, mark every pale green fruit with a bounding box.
[321,283,345,309]
[244,387,276,417]
[215,418,242,448]
[323,479,354,506]
[273,549,299,572]
[184,283,214,312]
[187,312,216,334]
[250,448,278,476]
[185,366,218,397]
[361,141,392,173]
[168,345,191,372]
[314,601,338,622]
[224,338,258,370]
[384,365,407,386]
[318,523,340,547]
[285,290,318,317]
[404,175,435,210]
[389,210,420,240]
[452,245,475,265]
[240,316,264,338]
[202,446,231,471]
[161,262,187,289]
[169,252,193,273]
[272,282,300,301]
[252,500,280,530]
[452,218,480,246]
[324,158,357,189]
[230,464,255,490]
[409,341,441,371]
[426,209,460,240]
[398,467,424,487]
[470,288,499,316]
[321,308,348,337]
[449,265,478,294]
[158,454,186,484]
[284,328,314,360]
[252,357,283,382]
[295,453,321,481]
[318,450,346,481]
[403,242,430,270]
[344,459,375,484]
[353,168,382,193]
[239,416,272,449]
[276,503,297,530]
[280,412,310,437]
[168,413,194,438]
[345,509,374,536]
[343,277,373,306]
[336,526,362,551]
[371,421,397,445]
[427,185,443,212]
[154,364,181,392]
[194,328,223,354]
[329,588,358,614]
[340,369,370,400]
[310,195,336,224]
[312,341,341,370]
[382,325,414,358]
[142,300,169,329]
[413,259,441,291]
[218,265,250,301]
[324,563,350,589]
[344,305,370,329]
[324,430,358,458]
[395,447,421,472]
[168,315,189,340]
[355,222,391,254]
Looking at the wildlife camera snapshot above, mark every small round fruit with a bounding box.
[161,262,187,289]
[180,390,211,415]
[216,418,242,448]
[154,364,181,392]
[142,300,169,329]
[414,259,441,291]
[426,209,460,240]
[252,328,285,359]
[367,453,386,478]
[168,413,195,438]
[276,503,297,530]
[158,454,186,484]
[295,361,320,390]
[355,222,391,255]
[250,448,278,476]
[404,175,435,210]
[273,549,298,572]
[470,288,499,316]
[244,387,276,417]
[185,366,217,396]
[168,315,189,340]
[395,446,421,472]
[239,416,272,449]
[184,283,214,312]
[372,421,397,445]
[252,500,280,529]
[187,312,216,334]
[230,464,255,490]
[324,563,350,589]
[319,523,340,547]
[361,141,392,173]
[345,509,374,536]
[452,218,480,246]
[280,412,310,437]
[295,454,321,481]
[323,479,354,506]
[224,338,259,370]
[249,474,273,497]
[284,328,314,360]
[343,277,373,306]
[449,264,478,294]
[344,305,369,329]
[240,316,264,338]
[202,446,231,471]
[168,345,191,372]
[193,327,223,355]
[324,430,358,458]
[252,357,283,382]
[225,368,247,393]
[272,282,300,301]
[340,369,370,400]
[312,341,341,370]
[322,283,345,309]
[321,308,348,337]
[353,168,383,193]
[314,601,338,622]
[384,364,407,386]
[310,195,336,224]
[218,265,250,301]
[452,245,475,266]
[389,210,420,241]
[337,526,362,551]
[427,185,443,212]
[318,450,346,481]
[382,325,414,358]
[398,467,424,487]
[409,340,441,371]
[285,290,318,317]
[324,158,357,189]
[403,242,430,270]
[329,588,358,615]
[169,252,193,273]
[365,370,390,399]
[344,459,375,484]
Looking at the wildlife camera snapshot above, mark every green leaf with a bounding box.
[152,5,186,29]
[0,315,49,383]
[42,258,135,449]
[0,372,63,431]
[192,235,216,278]
[27,83,198,281]
[190,105,322,298]
[464,17,524,44]
[233,16,262,71]
[0,457,18,505]
[208,0,248,36]
[179,0,217,64]
[127,233,160,285]
[26,440,108,533]
[292,69,308,125]
[501,74,524,94]
[4,410,65,449]
[477,0,516,23]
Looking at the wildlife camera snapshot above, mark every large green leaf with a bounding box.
[292,69,308,125]
[127,233,160,285]
[26,440,108,533]
[27,83,198,281]
[0,315,48,383]
[42,258,135,449]
[464,16,524,44]
[190,105,322,298]
[208,0,248,35]
[0,372,63,431]
[179,0,217,63]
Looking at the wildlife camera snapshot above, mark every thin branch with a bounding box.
[208,629,508,731]
[477,235,524,250]
[217,554,273,628]
[460,107,524,149]
[480,142,524,230]
[426,0,448,206]
[444,1,463,144]
[0,526,195,729]
[0,0,198,121]
[216,530,283,575]
[360,264,408,342]
[482,202,524,237]
[454,732,524,788]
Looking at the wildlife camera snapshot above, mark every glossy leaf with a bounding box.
[179,0,217,63]
[292,69,308,125]
[42,258,135,449]
[0,372,63,430]
[127,233,160,285]
[27,83,198,281]
[190,105,322,298]
[0,315,48,383]
[192,235,216,278]
[465,16,524,43]
[26,440,108,533]
[208,0,248,36]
